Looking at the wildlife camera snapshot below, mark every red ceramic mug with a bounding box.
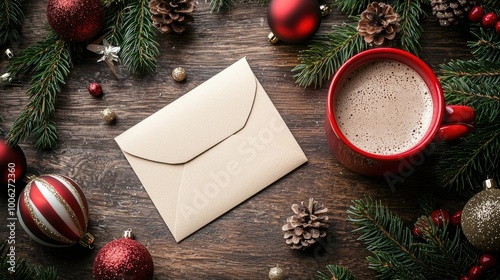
[325,48,475,176]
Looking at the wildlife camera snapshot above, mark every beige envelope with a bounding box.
[115,58,307,242]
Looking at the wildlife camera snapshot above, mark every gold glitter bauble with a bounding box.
[172,67,187,82]
[101,108,116,123]
[269,266,284,280]
[462,179,500,252]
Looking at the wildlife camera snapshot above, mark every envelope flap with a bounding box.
[117,58,257,164]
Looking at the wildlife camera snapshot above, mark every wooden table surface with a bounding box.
[0,1,474,279]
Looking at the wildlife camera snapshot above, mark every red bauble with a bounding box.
[482,13,498,29]
[468,6,485,23]
[0,139,27,195]
[412,226,422,238]
[47,0,105,42]
[93,230,154,280]
[479,253,497,270]
[452,210,462,227]
[430,209,450,228]
[17,174,94,248]
[460,276,471,280]
[495,21,500,34]
[267,0,322,43]
[468,265,483,280]
[88,82,103,97]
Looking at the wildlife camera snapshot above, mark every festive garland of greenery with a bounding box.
[3,0,159,149]
[0,0,24,46]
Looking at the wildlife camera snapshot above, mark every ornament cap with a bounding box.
[319,5,330,16]
[123,228,135,239]
[483,178,498,190]
[79,232,95,249]
[268,32,279,44]
[5,49,14,59]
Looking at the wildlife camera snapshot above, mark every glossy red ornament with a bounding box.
[479,253,497,270]
[482,12,498,29]
[412,226,422,238]
[88,82,103,97]
[495,21,500,34]
[430,209,450,228]
[452,210,462,227]
[468,6,485,23]
[17,174,94,248]
[468,265,483,280]
[460,276,471,280]
[0,139,27,195]
[267,0,322,43]
[47,0,105,42]
[93,229,154,280]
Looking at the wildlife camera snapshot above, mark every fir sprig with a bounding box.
[0,240,59,279]
[0,0,24,45]
[469,25,500,62]
[317,264,357,280]
[121,0,159,76]
[293,0,428,88]
[6,29,72,149]
[347,196,487,279]
[104,1,127,47]
[209,0,234,13]
[292,22,366,88]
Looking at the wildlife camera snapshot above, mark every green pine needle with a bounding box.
[468,25,500,62]
[392,0,426,55]
[210,0,234,13]
[347,196,433,279]
[121,0,159,76]
[0,0,24,45]
[292,22,366,88]
[334,0,372,15]
[0,240,59,279]
[317,264,357,280]
[104,1,127,47]
[6,29,72,149]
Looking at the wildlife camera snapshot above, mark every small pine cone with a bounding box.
[357,2,401,47]
[150,0,196,34]
[282,198,329,250]
[431,0,476,27]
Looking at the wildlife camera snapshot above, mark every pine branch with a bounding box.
[440,59,500,85]
[0,240,59,279]
[347,196,434,279]
[432,122,500,194]
[6,29,72,149]
[468,25,500,63]
[210,0,234,13]
[121,0,159,76]
[334,0,372,15]
[392,0,426,55]
[317,264,357,280]
[104,1,127,47]
[0,0,24,45]
[416,217,478,278]
[292,22,366,88]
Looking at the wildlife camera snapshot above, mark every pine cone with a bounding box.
[357,2,401,47]
[149,0,196,34]
[431,0,476,27]
[282,198,329,250]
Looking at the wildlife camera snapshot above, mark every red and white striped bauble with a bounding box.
[17,174,94,248]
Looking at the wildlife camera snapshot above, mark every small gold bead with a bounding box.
[269,266,284,280]
[172,67,187,82]
[101,108,116,123]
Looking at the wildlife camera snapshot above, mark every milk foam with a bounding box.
[334,60,434,155]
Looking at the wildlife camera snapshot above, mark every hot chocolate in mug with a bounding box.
[325,48,475,176]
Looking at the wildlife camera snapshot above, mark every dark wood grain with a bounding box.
[0,1,473,279]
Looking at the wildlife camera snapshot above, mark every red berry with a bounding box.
[482,12,499,28]
[468,266,484,280]
[495,21,500,34]
[469,6,485,22]
[88,82,103,97]
[460,276,471,280]
[430,209,450,228]
[479,254,497,270]
[452,210,462,227]
[412,226,422,238]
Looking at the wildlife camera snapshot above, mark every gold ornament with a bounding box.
[269,266,285,280]
[462,178,500,251]
[172,67,187,82]
[101,108,117,123]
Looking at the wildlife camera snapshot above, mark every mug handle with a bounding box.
[434,105,475,142]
